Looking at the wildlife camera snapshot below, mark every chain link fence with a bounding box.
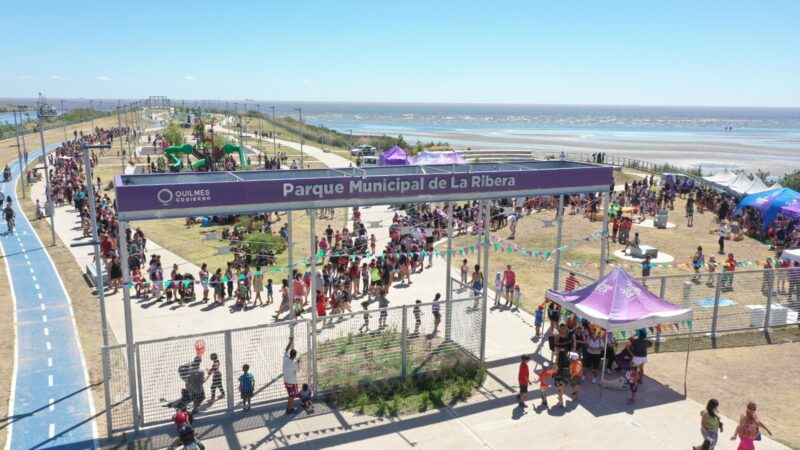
[103,296,484,431]
[102,344,134,433]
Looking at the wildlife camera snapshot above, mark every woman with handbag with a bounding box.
[731,402,772,450]
[693,399,723,450]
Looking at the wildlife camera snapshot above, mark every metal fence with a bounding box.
[103,297,483,431]
[102,344,134,433]
[557,266,800,342]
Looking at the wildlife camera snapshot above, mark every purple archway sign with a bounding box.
[115,161,612,220]
[111,160,612,430]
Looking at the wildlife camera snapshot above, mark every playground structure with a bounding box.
[161,142,247,171]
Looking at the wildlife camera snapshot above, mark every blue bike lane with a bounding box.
[1,144,96,449]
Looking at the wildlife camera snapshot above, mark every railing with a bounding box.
[103,297,483,431]
[555,266,799,348]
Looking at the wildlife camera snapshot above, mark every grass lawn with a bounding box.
[449,167,774,316]
[133,208,350,277]
[649,341,800,449]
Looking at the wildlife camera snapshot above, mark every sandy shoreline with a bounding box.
[395,129,800,175]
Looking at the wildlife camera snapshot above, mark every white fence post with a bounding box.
[225,330,235,411]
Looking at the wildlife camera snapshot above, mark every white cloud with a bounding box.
[19,75,33,80]
[97,75,112,81]
[183,75,197,81]
[51,75,65,80]
[302,79,311,85]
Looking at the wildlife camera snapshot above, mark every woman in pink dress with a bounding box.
[731,402,772,450]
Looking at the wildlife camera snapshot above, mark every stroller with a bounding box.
[178,273,196,301]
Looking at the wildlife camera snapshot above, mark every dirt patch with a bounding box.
[648,341,800,449]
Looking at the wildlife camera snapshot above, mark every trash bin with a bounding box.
[655,210,668,229]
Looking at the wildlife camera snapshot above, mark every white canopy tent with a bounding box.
[724,172,752,191]
[769,183,783,190]
[703,168,737,184]
[743,177,770,195]
[781,248,800,264]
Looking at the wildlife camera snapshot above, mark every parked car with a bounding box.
[351,145,376,156]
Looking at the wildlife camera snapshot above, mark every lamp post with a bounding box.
[11,111,25,198]
[36,94,57,246]
[60,99,68,142]
[294,107,304,166]
[257,104,263,159]
[270,106,277,159]
[117,106,125,170]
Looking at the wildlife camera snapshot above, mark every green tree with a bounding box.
[163,121,185,146]
[780,170,800,191]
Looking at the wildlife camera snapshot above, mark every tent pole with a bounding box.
[553,195,564,290]
[683,324,692,397]
[600,190,610,277]
[599,330,609,397]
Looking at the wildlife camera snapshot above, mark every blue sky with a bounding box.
[2,0,799,106]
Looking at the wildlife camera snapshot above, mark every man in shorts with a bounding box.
[283,337,301,414]
[503,265,516,306]
[188,357,207,415]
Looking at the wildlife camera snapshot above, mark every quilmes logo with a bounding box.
[157,188,211,206]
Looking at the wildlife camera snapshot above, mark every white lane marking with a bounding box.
[29,268,34,273]
[32,275,36,282]
[35,284,40,290]
[44,328,49,336]
[48,375,53,387]
[38,293,43,299]
[48,357,52,367]
[42,315,47,323]
[49,423,55,438]
[49,398,55,411]
[26,260,31,266]
[24,254,28,259]
[46,341,51,350]
[40,303,45,310]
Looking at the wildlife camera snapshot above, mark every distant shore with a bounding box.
[356,128,800,176]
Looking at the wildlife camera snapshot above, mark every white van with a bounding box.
[360,156,379,166]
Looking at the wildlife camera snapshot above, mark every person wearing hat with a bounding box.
[517,354,532,408]
[568,352,584,398]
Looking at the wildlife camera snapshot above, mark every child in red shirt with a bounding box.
[517,354,531,408]
[315,291,328,325]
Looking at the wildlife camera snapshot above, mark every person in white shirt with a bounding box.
[283,337,301,414]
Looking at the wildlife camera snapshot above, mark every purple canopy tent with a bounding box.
[779,203,800,221]
[546,266,693,391]
[410,150,467,165]
[733,187,800,232]
[378,145,409,166]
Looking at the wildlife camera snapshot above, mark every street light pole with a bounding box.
[12,111,26,198]
[295,108,304,166]
[257,104,263,160]
[37,115,56,246]
[83,143,112,348]
[270,106,277,159]
[60,99,68,142]
[117,106,125,170]
[90,99,95,132]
